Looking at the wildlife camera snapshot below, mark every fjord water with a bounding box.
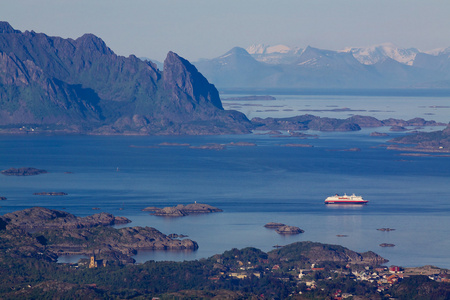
[1,94,450,268]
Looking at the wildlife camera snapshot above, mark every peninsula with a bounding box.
[0,207,198,264]
[0,208,449,299]
[389,123,450,153]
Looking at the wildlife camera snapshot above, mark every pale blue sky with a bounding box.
[1,0,449,62]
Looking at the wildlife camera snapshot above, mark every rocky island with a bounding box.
[0,207,198,264]
[263,222,304,234]
[264,222,286,228]
[33,192,68,196]
[377,228,396,231]
[389,123,450,153]
[1,167,48,176]
[1,209,448,300]
[275,225,304,235]
[150,203,223,217]
[1,23,447,137]
[251,115,445,133]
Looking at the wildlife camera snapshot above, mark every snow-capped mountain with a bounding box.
[246,44,302,64]
[193,44,450,90]
[424,47,450,56]
[340,43,419,66]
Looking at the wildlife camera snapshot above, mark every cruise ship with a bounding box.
[324,193,368,204]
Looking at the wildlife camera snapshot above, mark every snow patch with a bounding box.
[341,43,419,65]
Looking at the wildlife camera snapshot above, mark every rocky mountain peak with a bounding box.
[0,24,251,135]
[0,21,20,34]
[163,51,223,110]
[443,123,450,135]
[74,33,114,56]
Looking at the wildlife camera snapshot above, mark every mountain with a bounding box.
[0,22,251,135]
[194,46,383,89]
[193,47,283,88]
[246,44,302,64]
[194,44,450,90]
[342,43,419,66]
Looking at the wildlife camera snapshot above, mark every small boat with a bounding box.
[325,193,368,204]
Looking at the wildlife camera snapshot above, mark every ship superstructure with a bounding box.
[325,193,368,204]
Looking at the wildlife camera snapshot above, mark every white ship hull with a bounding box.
[325,193,368,204]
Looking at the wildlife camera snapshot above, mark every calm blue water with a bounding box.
[1,95,450,268]
[222,93,450,122]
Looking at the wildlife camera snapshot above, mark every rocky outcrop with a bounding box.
[264,222,304,234]
[0,22,251,135]
[264,222,285,228]
[389,123,450,152]
[33,192,68,196]
[269,241,388,266]
[141,206,161,212]
[377,228,396,231]
[0,207,198,263]
[251,114,362,132]
[251,115,444,133]
[1,167,47,176]
[189,143,226,150]
[151,203,222,217]
[275,225,304,235]
[48,226,198,255]
[390,125,408,131]
[371,132,388,137]
[1,207,130,230]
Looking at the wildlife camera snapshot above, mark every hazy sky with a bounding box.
[1,0,450,62]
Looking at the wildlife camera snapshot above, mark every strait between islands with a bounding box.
[0,207,390,268]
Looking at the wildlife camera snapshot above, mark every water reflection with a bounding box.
[325,204,366,210]
[57,254,88,264]
[134,249,199,263]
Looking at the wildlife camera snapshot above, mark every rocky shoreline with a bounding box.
[33,192,68,196]
[147,203,223,217]
[1,167,48,176]
[264,222,304,235]
[0,207,198,264]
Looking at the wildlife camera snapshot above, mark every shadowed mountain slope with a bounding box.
[0,22,251,135]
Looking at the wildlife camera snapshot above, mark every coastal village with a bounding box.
[77,248,450,299]
[0,204,449,298]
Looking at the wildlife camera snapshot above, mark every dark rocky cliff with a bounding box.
[0,22,251,135]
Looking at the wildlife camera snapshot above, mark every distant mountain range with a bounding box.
[193,43,450,90]
[0,22,251,135]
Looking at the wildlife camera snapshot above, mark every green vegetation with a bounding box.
[0,242,449,299]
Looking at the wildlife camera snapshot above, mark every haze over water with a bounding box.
[1,94,449,268]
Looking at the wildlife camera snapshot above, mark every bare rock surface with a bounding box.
[33,192,68,196]
[0,207,198,264]
[275,225,304,235]
[1,167,47,176]
[269,241,388,266]
[151,203,222,217]
[1,207,130,230]
[264,222,286,228]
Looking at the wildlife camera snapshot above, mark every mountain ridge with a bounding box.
[194,44,450,89]
[0,21,252,135]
